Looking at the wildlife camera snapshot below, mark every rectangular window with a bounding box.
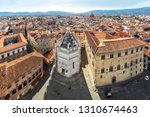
[136,47,139,52]
[73,62,75,69]
[23,81,27,87]
[13,51,15,55]
[1,55,4,59]
[124,63,128,68]
[125,50,128,55]
[7,53,10,56]
[22,48,25,51]
[101,68,105,73]
[32,74,35,79]
[110,53,114,58]
[109,66,113,72]
[118,52,121,57]
[36,71,38,76]
[18,85,22,91]
[131,49,133,54]
[101,54,105,60]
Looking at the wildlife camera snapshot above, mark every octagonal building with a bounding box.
[56,31,80,78]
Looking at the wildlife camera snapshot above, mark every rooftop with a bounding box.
[85,31,146,54]
[60,32,78,49]
[0,33,28,53]
[0,51,44,88]
[29,30,54,41]
[11,24,25,30]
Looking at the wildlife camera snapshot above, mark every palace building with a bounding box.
[0,33,28,63]
[84,31,145,86]
[0,51,44,100]
[144,43,150,70]
[56,31,80,78]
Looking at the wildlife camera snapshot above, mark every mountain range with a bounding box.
[87,7,150,15]
[1,7,150,16]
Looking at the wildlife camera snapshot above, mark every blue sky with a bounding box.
[0,0,150,13]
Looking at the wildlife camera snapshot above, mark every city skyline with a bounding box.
[0,0,150,13]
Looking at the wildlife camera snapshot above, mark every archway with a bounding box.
[112,76,116,84]
[62,68,65,74]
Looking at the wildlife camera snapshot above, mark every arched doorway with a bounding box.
[112,76,116,84]
[61,68,65,74]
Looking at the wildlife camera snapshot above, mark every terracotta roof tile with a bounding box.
[0,33,27,53]
[85,31,146,54]
[0,51,44,87]
[97,38,145,53]
[84,31,99,53]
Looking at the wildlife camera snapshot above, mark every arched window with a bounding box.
[117,64,121,70]
[109,66,113,72]
[131,49,134,54]
[135,59,138,64]
[140,47,143,51]
[110,53,114,58]
[118,52,121,57]
[101,54,105,60]
[140,58,142,62]
[136,47,139,52]
[130,61,133,66]
[101,68,105,73]
[125,50,128,55]
[124,63,128,68]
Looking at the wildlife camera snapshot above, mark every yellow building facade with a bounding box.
[74,32,85,48]
[84,31,145,86]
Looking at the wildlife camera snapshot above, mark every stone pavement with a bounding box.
[98,70,150,100]
[82,64,101,100]
[32,64,55,100]
[44,68,92,100]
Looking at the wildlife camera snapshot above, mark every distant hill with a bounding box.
[86,7,150,15]
[0,11,73,16]
[1,7,150,16]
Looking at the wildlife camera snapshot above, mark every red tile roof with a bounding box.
[85,31,146,54]
[0,51,44,87]
[0,33,28,53]
[97,38,145,53]
[84,31,99,53]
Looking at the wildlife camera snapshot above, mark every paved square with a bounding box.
[98,70,150,100]
[44,69,91,100]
